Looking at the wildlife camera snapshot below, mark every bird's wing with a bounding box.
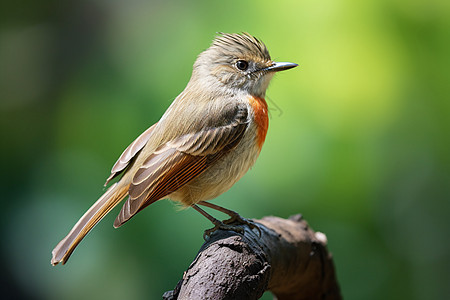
[114,105,248,227]
[104,123,157,186]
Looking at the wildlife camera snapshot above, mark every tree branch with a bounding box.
[163,214,341,300]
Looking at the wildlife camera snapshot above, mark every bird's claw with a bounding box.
[203,222,244,240]
[223,213,262,237]
[202,215,261,240]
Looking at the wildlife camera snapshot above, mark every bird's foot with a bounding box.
[203,221,245,240]
[223,214,262,237]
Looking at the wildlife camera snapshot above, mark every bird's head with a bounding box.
[192,33,297,97]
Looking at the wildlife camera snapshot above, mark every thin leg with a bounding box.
[192,204,245,239]
[197,201,261,236]
[197,201,241,220]
[192,205,222,225]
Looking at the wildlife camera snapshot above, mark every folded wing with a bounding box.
[114,106,248,227]
[105,123,157,186]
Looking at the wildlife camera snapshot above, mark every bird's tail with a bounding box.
[51,182,129,266]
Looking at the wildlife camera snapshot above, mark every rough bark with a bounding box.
[163,214,341,300]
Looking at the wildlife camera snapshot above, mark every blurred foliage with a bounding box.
[1,0,449,299]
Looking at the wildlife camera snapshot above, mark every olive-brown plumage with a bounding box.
[51,33,297,265]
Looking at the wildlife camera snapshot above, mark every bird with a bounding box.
[51,32,297,266]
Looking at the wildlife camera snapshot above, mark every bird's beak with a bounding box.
[264,62,298,72]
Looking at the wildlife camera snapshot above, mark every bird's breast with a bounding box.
[248,95,269,150]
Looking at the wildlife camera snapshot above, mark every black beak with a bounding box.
[264,62,298,72]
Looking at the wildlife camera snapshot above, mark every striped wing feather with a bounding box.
[114,107,248,227]
[105,123,157,186]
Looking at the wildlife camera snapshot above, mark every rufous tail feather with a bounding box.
[51,182,129,265]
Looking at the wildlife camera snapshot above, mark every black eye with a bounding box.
[236,60,249,71]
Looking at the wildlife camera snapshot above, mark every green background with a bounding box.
[1,0,449,299]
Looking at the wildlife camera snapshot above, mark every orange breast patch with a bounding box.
[249,96,269,150]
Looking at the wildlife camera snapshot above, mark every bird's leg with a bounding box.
[197,201,261,236]
[192,205,245,239]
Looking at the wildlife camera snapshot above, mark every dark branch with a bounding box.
[163,214,341,300]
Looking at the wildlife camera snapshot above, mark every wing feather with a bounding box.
[104,123,157,186]
[113,105,248,227]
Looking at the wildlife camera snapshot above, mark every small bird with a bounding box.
[51,32,297,265]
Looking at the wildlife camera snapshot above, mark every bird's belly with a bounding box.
[168,126,262,206]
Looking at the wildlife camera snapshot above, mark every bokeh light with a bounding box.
[1,0,449,299]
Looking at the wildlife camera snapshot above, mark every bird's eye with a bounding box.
[236,60,249,71]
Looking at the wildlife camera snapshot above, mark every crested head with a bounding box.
[211,33,271,64]
[191,33,296,97]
